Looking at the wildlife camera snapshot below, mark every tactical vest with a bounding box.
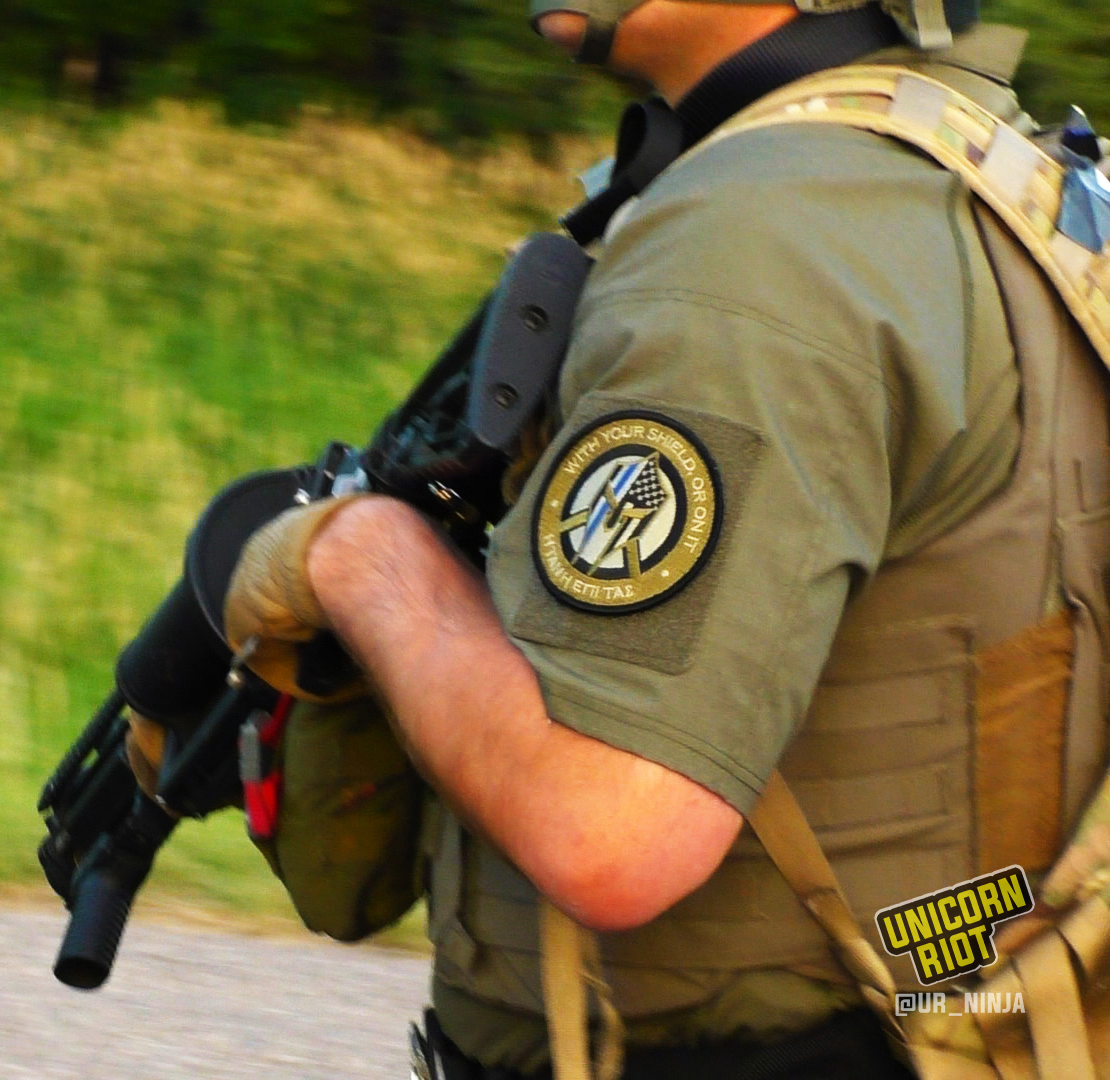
[426,63,1110,1029]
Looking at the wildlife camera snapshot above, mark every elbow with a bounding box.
[540,856,673,933]
[487,724,745,933]
[532,815,742,933]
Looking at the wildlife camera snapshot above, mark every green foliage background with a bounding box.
[986,0,1109,129]
[0,2,1104,938]
[0,0,623,139]
[0,2,1102,137]
[0,103,599,934]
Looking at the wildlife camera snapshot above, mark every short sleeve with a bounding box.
[486,123,994,814]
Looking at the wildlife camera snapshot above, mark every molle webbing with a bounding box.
[750,768,1110,1079]
[704,66,1110,368]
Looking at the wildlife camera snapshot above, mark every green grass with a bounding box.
[0,98,602,940]
[986,0,1110,130]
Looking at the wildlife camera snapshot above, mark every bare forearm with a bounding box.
[306,496,741,929]
[304,499,545,809]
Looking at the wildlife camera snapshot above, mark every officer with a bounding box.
[224,1,1110,1077]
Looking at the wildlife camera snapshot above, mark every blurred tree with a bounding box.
[984,0,1109,130]
[0,0,607,139]
[196,0,596,138]
[0,1,1099,140]
[11,0,199,103]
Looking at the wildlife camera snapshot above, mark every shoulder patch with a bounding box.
[532,411,722,613]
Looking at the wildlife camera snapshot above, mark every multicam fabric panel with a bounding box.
[708,65,1110,369]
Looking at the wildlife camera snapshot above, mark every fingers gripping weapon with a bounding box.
[37,232,592,990]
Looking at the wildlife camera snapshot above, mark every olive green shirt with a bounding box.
[490,90,1018,822]
[435,26,1024,1070]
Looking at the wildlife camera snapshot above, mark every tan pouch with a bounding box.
[975,611,1074,875]
[749,771,1110,1080]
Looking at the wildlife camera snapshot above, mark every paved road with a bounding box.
[0,907,431,1079]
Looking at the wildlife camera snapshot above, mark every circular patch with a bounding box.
[533,411,722,613]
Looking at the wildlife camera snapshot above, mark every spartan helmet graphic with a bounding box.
[565,451,672,577]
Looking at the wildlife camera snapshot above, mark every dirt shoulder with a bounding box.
[1,904,431,1080]
[0,881,431,951]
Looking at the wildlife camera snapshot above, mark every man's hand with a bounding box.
[223,494,371,703]
[306,496,743,932]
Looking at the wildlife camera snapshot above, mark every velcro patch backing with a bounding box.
[508,395,765,675]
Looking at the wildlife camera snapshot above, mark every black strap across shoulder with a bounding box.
[560,4,903,246]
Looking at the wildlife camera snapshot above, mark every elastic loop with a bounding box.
[574,17,618,65]
[881,0,953,48]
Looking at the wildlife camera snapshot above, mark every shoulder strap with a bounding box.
[702,65,1110,370]
[749,770,1110,1080]
[746,771,905,1041]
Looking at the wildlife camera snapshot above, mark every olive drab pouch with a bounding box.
[239,695,424,941]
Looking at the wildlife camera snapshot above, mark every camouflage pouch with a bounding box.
[243,695,424,942]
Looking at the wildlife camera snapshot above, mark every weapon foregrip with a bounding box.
[55,862,138,989]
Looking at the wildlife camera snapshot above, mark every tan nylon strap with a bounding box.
[540,900,592,1080]
[747,771,902,1037]
[1057,894,1110,982]
[702,66,1110,370]
[578,925,625,1080]
[1012,930,1098,1080]
[971,967,1038,1080]
[539,899,624,1080]
[540,901,593,1080]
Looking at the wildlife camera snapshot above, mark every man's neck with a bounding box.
[673,5,903,148]
[617,4,801,105]
[558,5,904,247]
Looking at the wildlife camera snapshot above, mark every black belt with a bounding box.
[411,1007,917,1080]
